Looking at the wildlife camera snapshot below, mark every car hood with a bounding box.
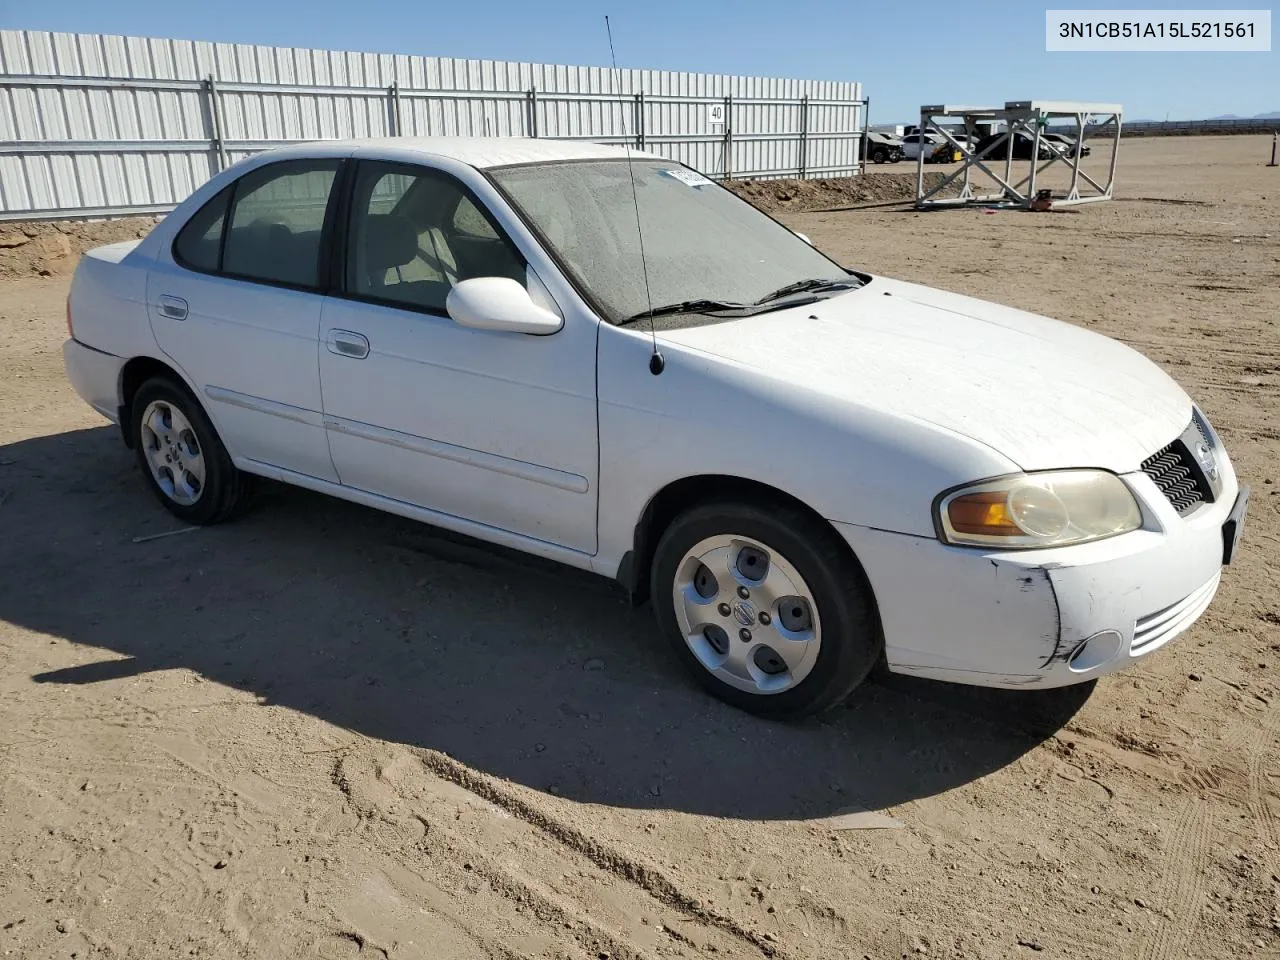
[657,276,1191,473]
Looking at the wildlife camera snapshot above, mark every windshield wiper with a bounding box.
[620,298,748,325]
[754,277,860,304]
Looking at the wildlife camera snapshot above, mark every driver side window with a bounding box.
[345,162,525,314]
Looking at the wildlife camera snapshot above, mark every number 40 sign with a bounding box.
[708,103,725,126]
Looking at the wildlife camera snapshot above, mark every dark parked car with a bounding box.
[972,131,1055,161]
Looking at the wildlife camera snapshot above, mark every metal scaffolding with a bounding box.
[914,100,1123,210]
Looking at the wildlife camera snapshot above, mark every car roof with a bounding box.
[250,136,661,170]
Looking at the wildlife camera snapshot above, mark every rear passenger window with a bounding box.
[173,185,231,272]
[221,161,340,288]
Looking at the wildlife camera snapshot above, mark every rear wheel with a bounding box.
[872,148,888,164]
[132,377,253,525]
[650,500,881,719]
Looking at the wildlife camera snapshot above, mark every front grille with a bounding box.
[1142,438,1211,515]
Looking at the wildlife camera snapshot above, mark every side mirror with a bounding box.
[445,277,563,335]
[793,231,814,246]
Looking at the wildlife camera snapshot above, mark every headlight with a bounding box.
[937,470,1142,548]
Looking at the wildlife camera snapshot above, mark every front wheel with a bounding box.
[872,148,888,164]
[650,500,882,719]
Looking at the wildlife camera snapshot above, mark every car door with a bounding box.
[147,158,342,482]
[318,159,599,554]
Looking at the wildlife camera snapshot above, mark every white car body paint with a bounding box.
[900,134,943,160]
[63,137,1243,692]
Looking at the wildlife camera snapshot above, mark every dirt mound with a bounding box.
[0,217,160,280]
[725,172,947,214]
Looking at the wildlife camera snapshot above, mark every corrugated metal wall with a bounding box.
[0,30,865,221]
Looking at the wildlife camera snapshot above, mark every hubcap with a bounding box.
[139,400,205,506]
[672,534,821,695]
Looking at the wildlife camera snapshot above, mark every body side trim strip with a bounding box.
[323,414,590,494]
[204,385,324,428]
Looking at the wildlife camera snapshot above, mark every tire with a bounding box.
[872,148,887,164]
[131,376,254,525]
[650,499,882,719]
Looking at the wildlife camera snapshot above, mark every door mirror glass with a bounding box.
[446,277,563,335]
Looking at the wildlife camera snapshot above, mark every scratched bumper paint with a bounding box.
[834,457,1239,689]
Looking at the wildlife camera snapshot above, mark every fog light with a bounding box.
[1067,630,1122,673]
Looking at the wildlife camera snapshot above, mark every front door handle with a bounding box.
[326,329,370,360]
[157,295,188,321]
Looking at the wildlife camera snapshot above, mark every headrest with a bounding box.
[363,214,418,272]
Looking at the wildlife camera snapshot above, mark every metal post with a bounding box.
[635,91,644,150]
[388,82,402,136]
[203,76,228,172]
[915,107,925,203]
[528,87,539,138]
[1026,112,1044,206]
[1066,111,1084,200]
[861,95,870,174]
[1003,117,1015,201]
[798,94,809,179]
[1105,112,1123,196]
[1268,131,1278,167]
[723,95,733,180]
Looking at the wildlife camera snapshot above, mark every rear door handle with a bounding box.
[158,295,188,321]
[326,329,370,360]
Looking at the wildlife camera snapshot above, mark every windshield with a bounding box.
[488,159,851,325]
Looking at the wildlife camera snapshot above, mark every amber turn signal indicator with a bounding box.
[947,490,1021,536]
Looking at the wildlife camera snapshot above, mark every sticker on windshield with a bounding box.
[660,168,713,188]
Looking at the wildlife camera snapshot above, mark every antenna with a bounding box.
[605,15,664,376]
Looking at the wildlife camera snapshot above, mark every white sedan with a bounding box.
[900,133,944,160]
[63,137,1248,718]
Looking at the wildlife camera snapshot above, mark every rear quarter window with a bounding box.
[173,186,232,272]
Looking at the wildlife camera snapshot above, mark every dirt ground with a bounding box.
[1,135,1278,960]
[0,218,161,281]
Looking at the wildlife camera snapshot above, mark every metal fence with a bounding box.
[0,30,866,221]
[1121,117,1280,137]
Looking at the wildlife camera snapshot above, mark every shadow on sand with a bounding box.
[1,426,1092,821]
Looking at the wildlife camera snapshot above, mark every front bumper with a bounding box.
[835,461,1243,689]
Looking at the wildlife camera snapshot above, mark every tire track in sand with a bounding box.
[1248,705,1280,849]
[410,747,782,958]
[1135,697,1261,960]
[1137,799,1213,960]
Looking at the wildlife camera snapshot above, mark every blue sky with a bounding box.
[6,1,1277,122]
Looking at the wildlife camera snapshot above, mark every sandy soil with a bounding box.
[1,135,1278,960]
